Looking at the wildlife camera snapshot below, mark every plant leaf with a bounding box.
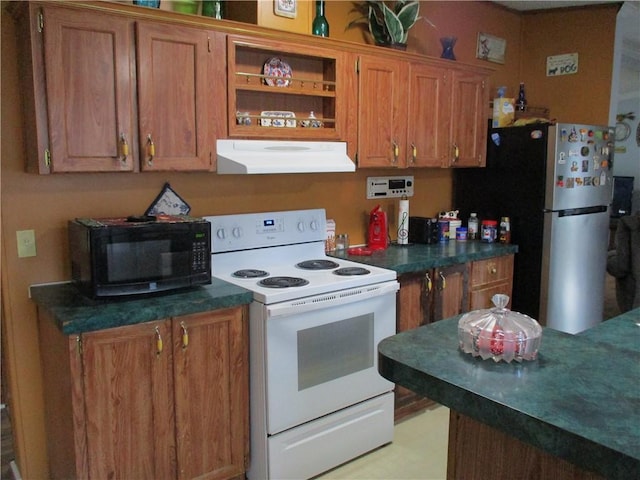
[397,1,420,32]
[381,2,404,43]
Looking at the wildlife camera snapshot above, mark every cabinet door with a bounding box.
[448,70,488,167]
[81,320,176,479]
[42,7,136,172]
[173,308,249,480]
[357,54,408,168]
[470,255,514,310]
[137,22,215,171]
[406,63,448,167]
[433,263,469,321]
[395,273,433,420]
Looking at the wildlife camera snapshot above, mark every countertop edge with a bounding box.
[378,349,638,479]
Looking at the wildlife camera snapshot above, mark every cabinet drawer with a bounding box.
[471,255,514,288]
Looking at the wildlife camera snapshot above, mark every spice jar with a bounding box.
[481,220,498,243]
[499,217,511,244]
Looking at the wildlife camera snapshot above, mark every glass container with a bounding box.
[458,294,542,363]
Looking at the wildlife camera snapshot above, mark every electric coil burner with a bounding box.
[296,259,340,270]
[334,267,370,276]
[232,269,269,278]
[259,276,310,288]
[206,209,398,480]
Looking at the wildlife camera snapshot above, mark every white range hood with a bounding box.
[216,139,355,174]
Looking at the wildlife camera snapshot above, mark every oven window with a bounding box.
[297,314,374,391]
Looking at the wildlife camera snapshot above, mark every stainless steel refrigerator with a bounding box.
[454,122,615,333]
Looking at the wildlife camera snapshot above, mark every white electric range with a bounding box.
[205,209,398,480]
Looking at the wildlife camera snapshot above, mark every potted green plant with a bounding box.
[348,1,422,49]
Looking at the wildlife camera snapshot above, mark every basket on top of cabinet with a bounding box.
[227,35,351,140]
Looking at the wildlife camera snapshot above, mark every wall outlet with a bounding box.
[16,230,37,258]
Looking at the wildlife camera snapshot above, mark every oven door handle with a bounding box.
[265,281,399,319]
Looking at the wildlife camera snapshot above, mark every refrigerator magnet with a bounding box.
[559,151,566,164]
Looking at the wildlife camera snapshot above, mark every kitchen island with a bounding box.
[378,309,640,480]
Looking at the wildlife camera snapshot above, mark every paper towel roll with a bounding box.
[397,198,409,245]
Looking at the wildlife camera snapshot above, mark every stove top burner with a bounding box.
[333,267,371,276]
[232,269,269,278]
[296,259,340,270]
[259,276,310,288]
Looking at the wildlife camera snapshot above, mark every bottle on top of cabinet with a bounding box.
[516,82,527,112]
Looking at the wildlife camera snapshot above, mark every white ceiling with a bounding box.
[492,1,621,11]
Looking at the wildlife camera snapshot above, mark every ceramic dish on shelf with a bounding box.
[260,111,296,128]
[263,57,293,87]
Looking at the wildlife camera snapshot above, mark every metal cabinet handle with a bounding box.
[425,272,432,293]
[452,143,459,163]
[154,326,163,355]
[438,271,446,290]
[180,321,189,350]
[119,133,129,163]
[392,140,399,164]
[146,134,155,166]
[410,143,417,164]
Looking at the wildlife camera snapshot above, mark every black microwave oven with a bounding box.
[68,215,211,298]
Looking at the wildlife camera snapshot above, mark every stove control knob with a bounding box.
[297,221,305,232]
[310,220,319,231]
[216,228,226,240]
[232,226,242,238]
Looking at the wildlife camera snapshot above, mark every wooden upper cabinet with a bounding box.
[40,6,136,173]
[136,22,217,172]
[407,63,448,167]
[447,69,489,167]
[357,54,408,168]
[227,35,349,142]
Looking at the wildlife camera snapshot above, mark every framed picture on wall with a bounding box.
[476,32,506,64]
[274,0,297,18]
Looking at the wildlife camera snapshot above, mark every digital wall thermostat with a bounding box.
[366,176,414,199]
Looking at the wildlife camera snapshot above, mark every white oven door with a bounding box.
[263,281,398,435]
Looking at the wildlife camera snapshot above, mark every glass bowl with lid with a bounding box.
[458,294,542,363]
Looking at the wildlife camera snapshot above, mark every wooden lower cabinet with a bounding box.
[447,412,603,480]
[38,307,249,480]
[469,255,514,310]
[395,264,469,420]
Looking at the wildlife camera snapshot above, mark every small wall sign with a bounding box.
[546,53,579,77]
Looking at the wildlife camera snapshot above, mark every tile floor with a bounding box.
[315,405,450,480]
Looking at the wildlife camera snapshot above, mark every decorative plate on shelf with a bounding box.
[263,57,292,87]
[260,111,296,128]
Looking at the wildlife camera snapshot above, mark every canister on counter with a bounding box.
[456,227,468,241]
[481,219,498,243]
[438,219,450,243]
[448,218,461,241]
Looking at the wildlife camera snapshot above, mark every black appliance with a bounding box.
[68,215,211,298]
[454,122,614,326]
[408,216,439,244]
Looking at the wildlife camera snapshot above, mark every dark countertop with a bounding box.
[30,279,253,335]
[330,241,518,274]
[378,309,640,479]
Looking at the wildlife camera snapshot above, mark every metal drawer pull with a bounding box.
[439,272,446,290]
[425,272,432,293]
[119,133,129,163]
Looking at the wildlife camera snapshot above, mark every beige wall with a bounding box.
[0,1,617,477]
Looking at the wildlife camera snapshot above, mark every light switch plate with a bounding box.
[17,230,37,258]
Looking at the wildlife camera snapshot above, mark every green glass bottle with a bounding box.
[312,0,329,37]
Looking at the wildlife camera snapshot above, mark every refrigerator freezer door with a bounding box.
[545,124,614,211]
[541,209,609,333]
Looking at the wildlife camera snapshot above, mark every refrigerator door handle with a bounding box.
[556,205,608,217]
